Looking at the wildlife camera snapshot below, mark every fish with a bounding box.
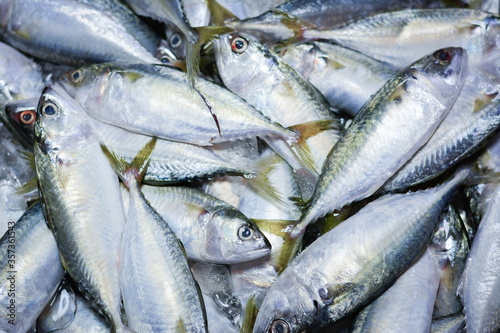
[120,183,271,264]
[103,138,208,332]
[0,0,159,65]
[458,182,500,332]
[294,47,468,235]
[429,205,469,318]
[213,32,342,197]
[303,8,499,68]
[57,63,297,147]
[382,69,500,192]
[0,202,64,333]
[351,249,439,333]
[253,169,468,333]
[279,41,396,116]
[34,84,129,332]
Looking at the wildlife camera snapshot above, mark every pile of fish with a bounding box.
[0,0,500,332]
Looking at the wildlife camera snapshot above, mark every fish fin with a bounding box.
[16,177,38,195]
[20,150,36,171]
[240,294,258,333]
[176,319,187,333]
[272,9,315,40]
[252,218,302,273]
[473,91,498,113]
[320,207,351,236]
[207,0,238,26]
[245,153,285,206]
[289,119,340,174]
[186,26,235,87]
[100,138,157,186]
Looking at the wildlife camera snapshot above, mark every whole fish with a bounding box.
[382,70,500,192]
[57,63,297,147]
[253,169,467,333]
[0,202,64,333]
[279,41,396,116]
[34,84,129,332]
[104,139,207,332]
[351,249,439,333]
[225,0,468,43]
[458,182,500,332]
[121,184,271,264]
[0,0,159,65]
[295,47,467,235]
[214,32,342,195]
[303,8,499,68]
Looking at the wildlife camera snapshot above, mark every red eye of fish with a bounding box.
[434,50,452,63]
[20,110,36,125]
[230,36,248,54]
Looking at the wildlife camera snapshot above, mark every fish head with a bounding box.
[35,83,95,154]
[253,267,321,333]
[202,207,271,264]
[408,47,468,105]
[164,24,186,60]
[214,32,274,94]
[5,98,38,146]
[57,64,110,105]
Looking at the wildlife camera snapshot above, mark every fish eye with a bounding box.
[69,69,84,83]
[270,319,289,333]
[20,110,36,125]
[170,33,182,48]
[230,35,248,54]
[237,225,254,240]
[41,102,59,118]
[434,50,452,64]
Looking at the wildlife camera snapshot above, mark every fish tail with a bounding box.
[206,0,238,26]
[100,138,157,187]
[240,294,258,333]
[186,26,235,87]
[246,153,285,207]
[289,119,340,174]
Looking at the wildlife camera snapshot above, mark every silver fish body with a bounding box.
[93,120,258,184]
[119,178,207,332]
[253,170,467,333]
[58,63,295,146]
[351,249,439,333]
[0,202,64,333]
[297,47,467,234]
[459,183,500,333]
[34,84,127,331]
[121,184,271,264]
[304,9,499,68]
[382,70,500,192]
[280,42,396,116]
[0,0,159,65]
[431,313,465,333]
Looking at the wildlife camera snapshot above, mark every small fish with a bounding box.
[103,139,207,332]
[34,84,129,332]
[303,8,499,68]
[295,47,467,236]
[0,202,64,333]
[253,169,468,333]
[121,184,271,264]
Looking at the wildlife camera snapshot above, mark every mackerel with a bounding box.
[296,47,467,235]
[34,84,128,331]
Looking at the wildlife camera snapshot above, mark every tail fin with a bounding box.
[100,138,157,187]
[186,26,234,87]
[240,294,258,333]
[289,119,340,174]
[207,0,238,26]
[245,153,285,207]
